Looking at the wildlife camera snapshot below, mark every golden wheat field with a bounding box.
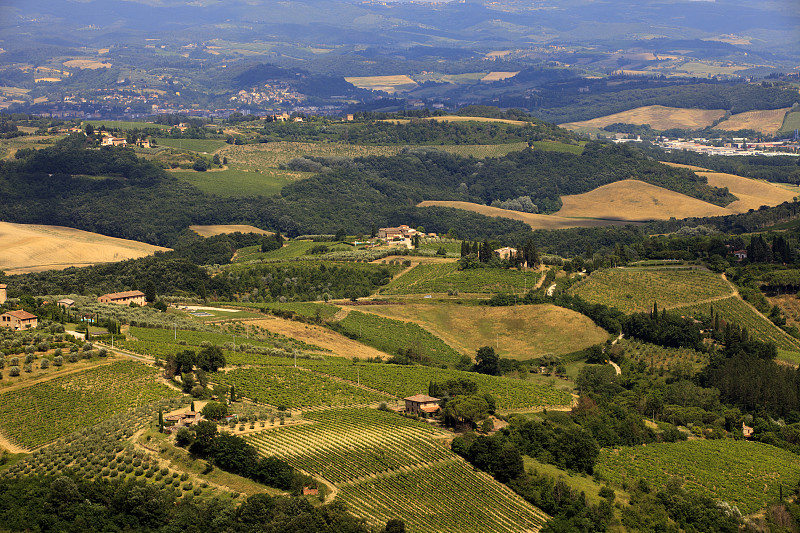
[698,172,797,212]
[344,75,418,93]
[714,108,791,135]
[0,221,170,274]
[561,105,726,131]
[481,71,520,82]
[416,201,636,229]
[554,180,733,220]
[62,59,112,69]
[189,225,273,237]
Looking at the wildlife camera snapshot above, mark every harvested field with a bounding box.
[0,221,170,274]
[189,225,273,237]
[560,105,726,131]
[345,75,418,93]
[357,303,609,360]
[553,180,733,220]
[715,108,791,135]
[246,317,390,360]
[424,115,529,126]
[417,201,637,230]
[62,59,112,69]
[481,71,519,82]
[699,171,797,212]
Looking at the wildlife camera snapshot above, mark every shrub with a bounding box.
[68,353,79,363]
[53,356,63,367]
[23,363,32,373]
[40,358,50,369]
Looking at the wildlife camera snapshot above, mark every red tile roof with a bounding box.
[5,310,37,320]
[100,290,145,299]
[404,394,440,403]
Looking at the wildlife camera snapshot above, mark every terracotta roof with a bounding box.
[404,394,440,403]
[100,290,145,299]
[5,310,37,320]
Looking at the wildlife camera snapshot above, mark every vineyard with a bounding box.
[383,262,540,295]
[127,325,321,354]
[0,361,179,448]
[247,408,450,483]
[570,269,733,314]
[595,439,800,515]
[211,367,390,408]
[247,408,548,532]
[234,240,354,262]
[433,142,529,158]
[338,459,548,533]
[673,297,800,353]
[335,311,463,366]
[299,359,573,410]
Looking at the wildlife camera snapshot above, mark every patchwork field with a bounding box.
[570,268,734,314]
[247,408,548,533]
[417,201,637,230]
[0,221,170,274]
[715,108,791,135]
[553,180,733,220]
[560,105,726,131]
[190,224,273,237]
[596,440,800,515]
[345,75,418,93]
[358,303,610,360]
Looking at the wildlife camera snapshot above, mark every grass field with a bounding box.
[172,167,305,197]
[0,361,179,449]
[553,180,733,221]
[334,310,463,366]
[0,220,170,274]
[234,241,353,262]
[382,261,541,295]
[779,111,800,134]
[570,269,733,314]
[247,408,547,532]
[481,71,520,82]
[715,108,791,135]
[62,59,112,69]
[358,303,609,360]
[595,439,800,515]
[190,224,273,237]
[85,120,169,131]
[560,105,726,131]
[154,138,227,153]
[417,201,640,230]
[220,142,404,169]
[672,296,800,354]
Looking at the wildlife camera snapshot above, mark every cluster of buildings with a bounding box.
[652,137,800,157]
[231,83,306,106]
[0,284,38,331]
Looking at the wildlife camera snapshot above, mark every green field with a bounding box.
[433,142,529,158]
[595,439,800,514]
[300,359,572,410]
[335,310,463,366]
[779,111,800,134]
[247,408,548,533]
[383,262,540,295]
[172,167,306,197]
[530,140,586,154]
[216,301,341,320]
[0,361,179,448]
[621,339,708,375]
[672,297,800,354]
[87,120,169,131]
[570,268,733,314]
[212,366,390,408]
[154,137,227,152]
[126,325,320,354]
[234,241,353,262]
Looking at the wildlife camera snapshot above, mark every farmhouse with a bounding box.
[0,310,38,330]
[732,249,748,261]
[379,225,418,240]
[57,298,75,308]
[0,284,6,305]
[404,394,441,416]
[98,290,146,306]
[494,247,518,260]
[101,135,127,147]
